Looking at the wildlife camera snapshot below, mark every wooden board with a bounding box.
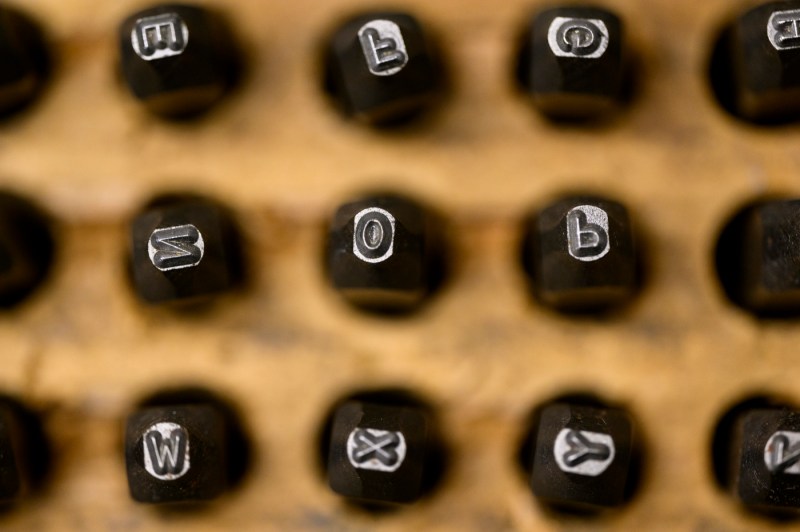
[0,0,798,529]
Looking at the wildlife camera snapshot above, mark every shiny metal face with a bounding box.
[768,9,800,50]
[353,207,395,263]
[566,205,610,262]
[358,20,408,76]
[142,422,191,480]
[132,13,190,61]
[553,428,615,476]
[548,17,609,59]
[148,224,205,271]
[765,430,800,474]
[347,427,407,472]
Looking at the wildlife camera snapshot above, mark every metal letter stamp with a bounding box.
[347,427,407,472]
[353,207,395,263]
[554,428,615,476]
[148,224,205,271]
[358,20,408,76]
[548,17,609,58]
[768,9,800,50]
[765,430,800,474]
[142,422,191,480]
[132,13,189,61]
[566,205,610,261]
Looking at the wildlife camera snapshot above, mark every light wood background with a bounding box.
[0,0,797,529]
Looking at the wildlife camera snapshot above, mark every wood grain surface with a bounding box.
[0,0,796,529]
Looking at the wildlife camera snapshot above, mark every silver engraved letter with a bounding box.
[358,20,408,76]
[142,422,191,480]
[353,207,395,263]
[131,13,190,61]
[566,205,610,262]
[765,431,800,474]
[148,224,205,271]
[768,9,800,50]
[347,427,407,472]
[553,428,615,476]
[548,17,609,58]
